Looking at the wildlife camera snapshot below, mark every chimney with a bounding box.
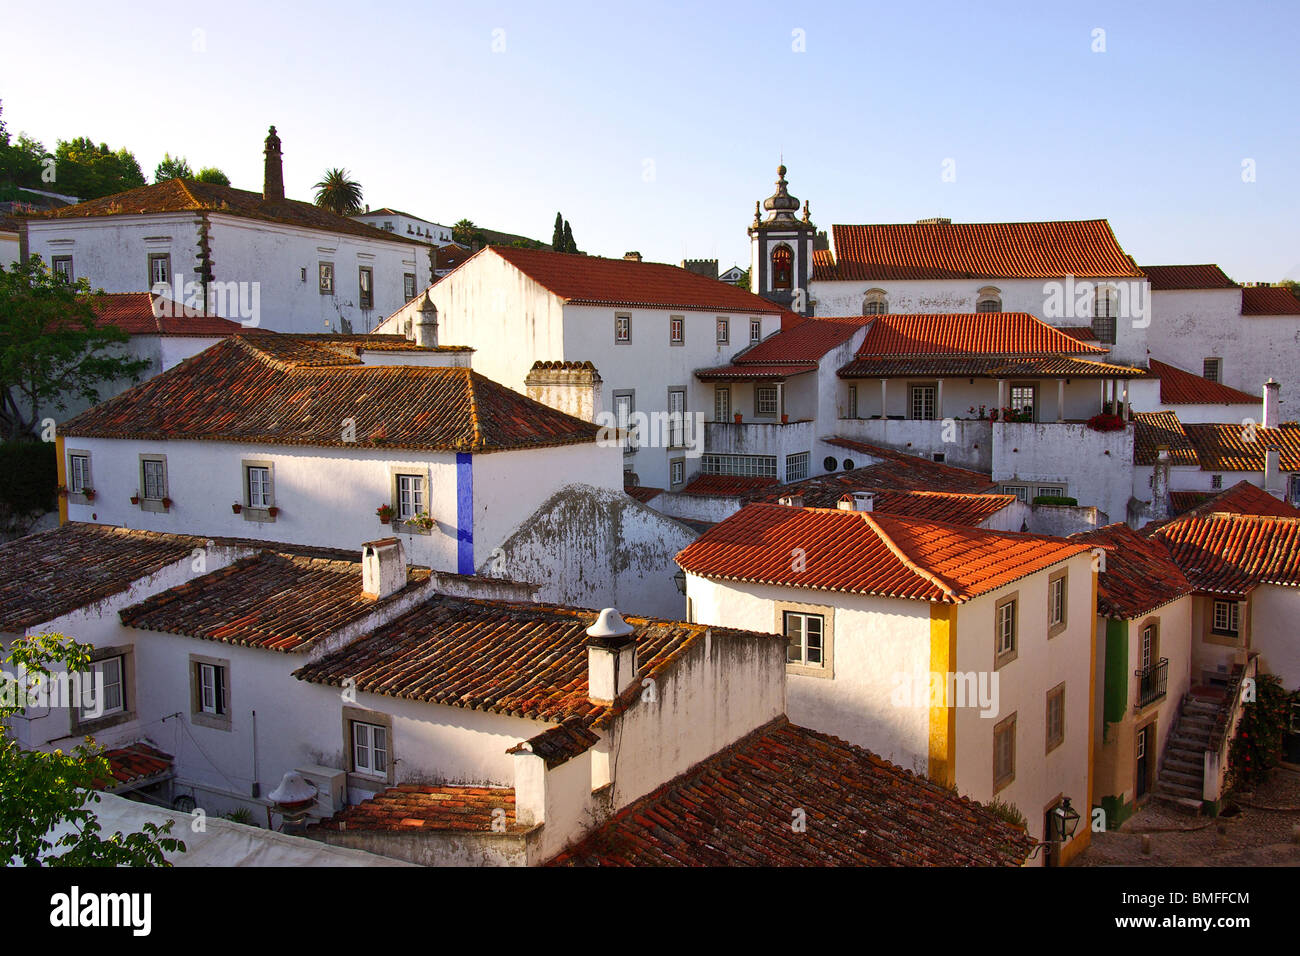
[623,251,642,262]
[361,538,407,600]
[1265,446,1284,498]
[1263,378,1280,430]
[586,608,637,704]
[263,125,284,202]
[838,491,875,512]
[1150,446,1170,520]
[413,293,438,347]
[778,493,804,508]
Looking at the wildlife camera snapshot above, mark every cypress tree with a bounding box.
[562,220,575,254]
[552,212,564,251]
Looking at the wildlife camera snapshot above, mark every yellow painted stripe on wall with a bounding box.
[55,435,67,526]
[928,602,957,786]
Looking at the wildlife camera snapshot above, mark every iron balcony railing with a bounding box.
[1136,657,1170,708]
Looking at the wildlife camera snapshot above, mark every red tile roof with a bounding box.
[838,354,1145,380]
[1183,422,1300,472]
[695,317,869,381]
[97,742,174,790]
[854,312,1107,357]
[676,503,1089,603]
[61,334,599,452]
[821,220,1141,281]
[1141,264,1239,291]
[1151,514,1300,598]
[1165,481,1300,522]
[1241,285,1300,315]
[550,718,1032,866]
[118,552,429,653]
[1058,325,1098,342]
[853,490,1017,525]
[679,474,781,497]
[695,363,817,381]
[624,485,663,504]
[477,246,783,314]
[38,178,425,246]
[1070,523,1189,618]
[811,247,837,279]
[93,292,246,337]
[308,785,524,834]
[821,438,998,493]
[1148,359,1258,405]
[1132,411,1199,466]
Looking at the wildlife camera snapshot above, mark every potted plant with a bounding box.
[231,502,243,514]
[82,488,96,502]
[371,425,390,445]
[376,503,395,523]
[405,511,435,532]
[733,413,742,424]
[1086,412,1126,433]
[130,491,140,504]
[267,506,279,518]
[161,496,173,510]
[781,413,789,424]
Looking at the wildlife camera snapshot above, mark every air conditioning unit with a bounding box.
[295,765,347,819]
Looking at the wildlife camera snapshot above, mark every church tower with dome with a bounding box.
[748,164,816,316]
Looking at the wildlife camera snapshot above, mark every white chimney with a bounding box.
[1150,446,1170,520]
[586,608,637,704]
[1263,378,1280,430]
[413,293,438,347]
[778,493,804,508]
[1265,446,1284,499]
[361,538,407,600]
[838,491,874,512]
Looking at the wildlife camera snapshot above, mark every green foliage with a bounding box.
[0,102,51,190]
[51,136,146,200]
[552,211,564,250]
[195,166,230,185]
[0,257,152,440]
[1227,672,1297,791]
[1032,495,1079,506]
[452,218,477,246]
[1,634,184,865]
[985,796,1028,830]
[0,440,56,518]
[562,219,577,253]
[153,153,193,182]
[313,168,363,215]
[731,267,751,290]
[223,807,257,826]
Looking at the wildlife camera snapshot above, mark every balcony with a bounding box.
[1135,658,1169,708]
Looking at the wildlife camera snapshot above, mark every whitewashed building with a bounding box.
[351,207,454,246]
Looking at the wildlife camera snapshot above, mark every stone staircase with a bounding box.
[1151,691,1225,812]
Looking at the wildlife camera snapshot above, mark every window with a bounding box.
[784,611,824,667]
[863,289,888,315]
[615,313,631,343]
[667,389,686,447]
[352,721,388,777]
[670,458,685,487]
[1211,474,1223,490]
[1212,600,1240,637]
[669,315,684,345]
[403,273,416,301]
[396,474,425,521]
[79,655,125,720]
[319,262,334,295]
[699,453,777,478]
[714,386,731,422]
[141,457,166,500]
[1203,358,1222,383]
[245,464,273,509]
[771,245,793,290]
[750,318,762,342]
[756,385,779,417]
[196,662,226,716]
[993,713,1016,790]
[69,453,91,494]
[358,266,374,309]
[613,392,636,452]
[1010,385,1036,421]
[189,654,230,729]
[52,256,73,282]
[848,385,858,419]
[716,317,730,344]
[148,253,171,287]
[785,452,810,483]
[1048,570,1067,636]
[1093,285,1117,344]
[910,384,937,421]
[995,595,1018,666]
[1003,484,1029,502]
[1036,485,1065,498]
[1046,685,1065,753]
[1290,474,1300,506]
[976,287,1002,313]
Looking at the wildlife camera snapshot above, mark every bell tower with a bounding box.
[749,164,816,316]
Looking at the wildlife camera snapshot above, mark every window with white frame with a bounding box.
[669,316,684,344]
[352,721,388,777]
[910,384,937,421]
[785,452,810,483]
[52,256,73,282]
[79,655,125,720]
[403,273,416,301]
[148,253,171,287]
[716,317,729,344]
[750,318,762,342]
[141,458,166,500]
[319,262,334,295]
[995,596,1018,663]
[614,392,636,451]
[756,385,779,417]
[1049,572,1067,632]
[714,386,730,422]
[245,465,272,508]
[784,611,824,667]
[615,313,631,343]
[195,661,227,716]
[699,453,777,477]
[670,459,685,487]
[69,454,91,494]
[667,389,686,447]
[1010,385,1036,421]
[1203,358,1222,383]
[396,474,425,520]
[1212,600,1240,636]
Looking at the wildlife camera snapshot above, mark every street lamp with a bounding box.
[1050,797,1082,842]
[673,569,687,595]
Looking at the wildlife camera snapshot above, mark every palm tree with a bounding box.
[313,168,363,215]
[452,219,477,246]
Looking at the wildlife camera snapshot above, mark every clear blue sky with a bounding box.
[2,0,1296,279]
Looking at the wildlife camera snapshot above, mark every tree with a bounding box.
[0,257,152,441]
[51,137,146,200]
[195,167,230,185]
[551,212,564,251]
[312,168,363,215]
[732,267,751,290]
[153,153,193,182]
[0,102,51,190]
[2,633,184,865]
[452,219,477,246]
[562,219,576,254]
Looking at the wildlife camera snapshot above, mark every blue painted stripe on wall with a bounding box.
[457,453,474,575]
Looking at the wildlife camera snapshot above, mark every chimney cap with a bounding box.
[586,607,635,645]
[268,771,316,806]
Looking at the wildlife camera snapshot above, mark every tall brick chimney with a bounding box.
[263,125,284,202]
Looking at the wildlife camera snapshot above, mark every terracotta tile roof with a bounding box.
[293,596,776,731]
[820,220,1140,281]
[1070,523,1189,618]
[696,317,869,381]
[38,178,425,246]
[854,312,1108,357]
[507,718,602,769]
[97,742,174,790]
[0,524,210,632]
[1183,422,1300,472]
[624,485,663,504]
[550,718,1032,866]
[1165,481,1300,522]
[478,246,783,314]
[852,490,1016,525]
[1148,359,1259,405]
[838,354,1145,380]
[821,438,998,493]
[1151,514,1300,598]
[1058,325,1098,342]
[1168,491,1213,516]
[678,474,781,497]
[1141,264,1239,291]
[60,334,599,453]
[308,785,524,834]
[1133,411,1199,466]
[93,292,246,337]
[118,552,429,653]
[696,362,817,381]
[676,503,1089,603]
[811,247,837,279]
[1241,285,1300,315]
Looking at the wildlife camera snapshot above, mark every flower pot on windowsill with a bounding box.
[130,495,140,505]
[232,503,243,514]
[733,413,742,424]
[267,506,279,518]
[161,497,173,510]
[82,489,96,502]
[375,504,395,523]
[781,414,789,424]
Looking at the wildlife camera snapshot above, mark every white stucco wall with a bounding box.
[1248,584,1300,690]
